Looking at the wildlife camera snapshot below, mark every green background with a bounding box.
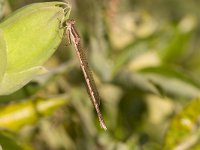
[0,0,200,149]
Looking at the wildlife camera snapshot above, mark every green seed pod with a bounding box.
[0,2,71,95]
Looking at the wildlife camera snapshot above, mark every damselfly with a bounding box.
[65,19,107,130]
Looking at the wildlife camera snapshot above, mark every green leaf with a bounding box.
[139,66,200,98]
[0,95,69,131]
[114,70,160,95]
[0,29,7,82]
[111,40,149,78]
[0,131,34,150]
[158,17,196,63]
[140,66,200,88]
[0,132,22,150]
[163,99,200,149]
[0,66,46,95]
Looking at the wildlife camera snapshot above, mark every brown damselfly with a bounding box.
[64,19,107,130]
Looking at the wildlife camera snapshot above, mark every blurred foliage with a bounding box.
[0,0,200,150]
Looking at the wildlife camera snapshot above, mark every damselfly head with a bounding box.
[62,19,75,29]
[66,19,75,26]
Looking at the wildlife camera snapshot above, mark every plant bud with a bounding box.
[0,2,71,95]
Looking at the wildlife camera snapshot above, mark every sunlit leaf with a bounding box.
[163,99,200,149]
[0,95,69,131]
